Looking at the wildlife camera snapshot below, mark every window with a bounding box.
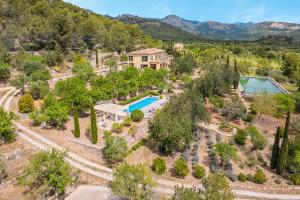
[142,56,148,62]
[150,64,156,69]
[129,56,133,61]
[141,64,148,69]
[129,63,134,66]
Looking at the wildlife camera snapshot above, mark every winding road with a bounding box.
[1,87,300,199]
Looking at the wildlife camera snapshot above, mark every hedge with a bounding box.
[118,91,160,106]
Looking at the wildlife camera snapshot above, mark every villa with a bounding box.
[173,43,184,51]
[127,48,172,70]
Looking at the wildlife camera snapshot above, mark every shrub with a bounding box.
[216,134,222,143]
[290,174,300,185]
[131,138,147,152]
[18,93,34,113]
[128,125,137,136]
[246,174,253,182]
[152,157,167,175]
[209,96,224,109]
[43,103,69,128]
[210,157,219,173]
[104,130,112,138]
[122,117,132,127]
[234,129,247,145]
[29,110,46,126]
[193,165,205,179]
[173,187,201,200]
[246,155,257,168]
[182,150,190,162]
[29,81,49,100]
[243,114,254,123]
[275,179,281,185]
[222,100,247,121]
[271,73,288,83]
[174,158,189,178]
[111,123,124,134]
[192,155,199,163]
[257,153,266,165]
[239,163,244,169]
[253,169,267,184]
[0,63,10,81]
[206,140,213,149]
[0,159,6,183]
[225,170,238,182]
[238,173,247,182]
[130,110,144,122]
[228,139,235,146]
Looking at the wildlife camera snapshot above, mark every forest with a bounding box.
[0,0,159,52]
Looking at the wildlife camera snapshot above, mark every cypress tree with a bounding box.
[223,56,231,87]
[270,127,281,169]
[90,105,98,144]
[73,108,80,138]
[95,49,99,68]
[277,111,290,175]
[233,59,240,89]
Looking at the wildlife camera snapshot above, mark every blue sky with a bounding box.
[64,0,300,23]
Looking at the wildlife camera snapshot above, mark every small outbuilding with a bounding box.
[94,103,128,122]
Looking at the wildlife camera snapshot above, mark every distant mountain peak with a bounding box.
[117,14,300,41]
[161,15,300,40]
[163,15,182,20]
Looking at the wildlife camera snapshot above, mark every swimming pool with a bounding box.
[125,97,159,113]
[240,77,286,95]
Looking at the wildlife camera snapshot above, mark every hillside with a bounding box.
[116,14,201,41]
[0,0,157,52]
[162,15,300,41]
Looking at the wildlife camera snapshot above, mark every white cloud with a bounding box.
[230,0,266,22]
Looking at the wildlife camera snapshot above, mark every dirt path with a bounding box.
[2,88,300,200]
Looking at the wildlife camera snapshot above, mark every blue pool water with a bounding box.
[126,97,159,113]
[240,77,285,95]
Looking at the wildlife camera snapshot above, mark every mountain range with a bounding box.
[116,14,300,41]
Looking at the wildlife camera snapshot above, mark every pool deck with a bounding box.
[267,76,289,94]
[140,97,168,118]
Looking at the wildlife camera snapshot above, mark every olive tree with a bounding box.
[111,163,156,200]
[19,149,73,198]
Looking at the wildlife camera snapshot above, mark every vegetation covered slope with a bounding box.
[162,15,300,41]
[0,0,158,52]
[116,14,201,42]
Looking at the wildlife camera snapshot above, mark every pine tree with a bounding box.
[73,108,80,138]
[270,127,281,169]
[233,59,240,89]
[90,105,98,144]
[96,49,99,68]
[277,111,290,175]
